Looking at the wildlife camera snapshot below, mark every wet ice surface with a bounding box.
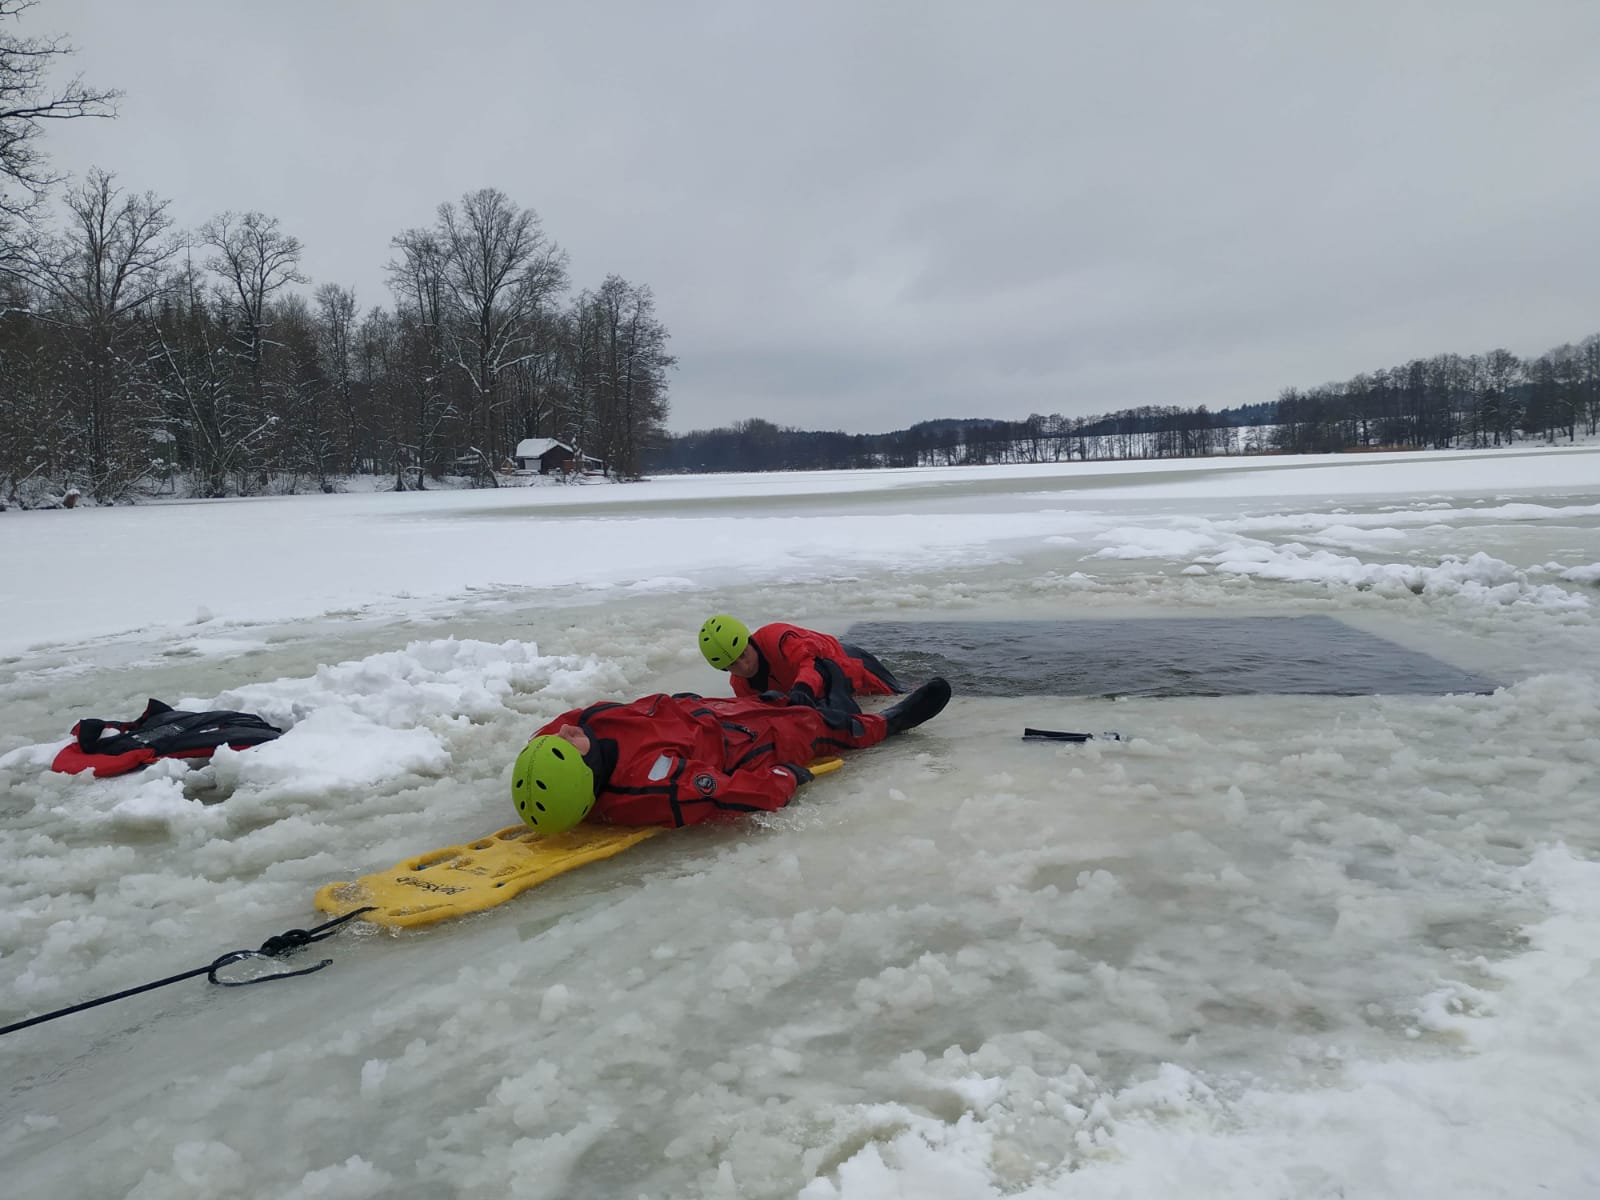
[2,448,1600,1199]
[845,616,1500,698]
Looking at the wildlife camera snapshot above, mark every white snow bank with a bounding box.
[4,446,1597,655]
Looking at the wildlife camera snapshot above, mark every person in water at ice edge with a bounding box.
[697,615,903,706]
[511,677,952,832]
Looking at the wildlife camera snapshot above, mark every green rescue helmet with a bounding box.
[698,614,751,670]
[512,735,595,833]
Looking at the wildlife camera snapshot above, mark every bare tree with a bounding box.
[353,304,417,489]
[147,261,276,497]
[434,187,567,474]
[1581,334,1600,437]
[266,290,331,491]
[39,168,173,315]
[612,279,672,477]
[0,283,70,501]
[0,0,118,245]
[577,275,673,478]
[20,168,175,498]
[1551,343,1585,442]
[199,211,306,463]
[314,282,362,475]
[503,304,566,448]
[386,227,455,488]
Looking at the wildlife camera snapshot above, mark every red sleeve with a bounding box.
[673,757,802,824]
[773,628,826,696]
[730,674,758,698]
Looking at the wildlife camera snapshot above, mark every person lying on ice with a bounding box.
[697,614,903,705]
[511,676,951,832]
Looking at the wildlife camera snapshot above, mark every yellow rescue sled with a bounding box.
[314,757,843,929]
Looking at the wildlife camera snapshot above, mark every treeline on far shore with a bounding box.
[647,332,1600,473]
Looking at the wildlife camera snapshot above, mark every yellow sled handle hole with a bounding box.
[408,848,458,871]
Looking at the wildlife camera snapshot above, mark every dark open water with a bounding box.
[844,616,1499,698]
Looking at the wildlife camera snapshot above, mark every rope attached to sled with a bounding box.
[0,906,375,1038]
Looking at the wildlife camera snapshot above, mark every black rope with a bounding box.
[0,906,375,1038]
[1021,728,1125,742]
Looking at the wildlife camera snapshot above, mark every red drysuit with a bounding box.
[536,692,887,828]
[731,623,901,700]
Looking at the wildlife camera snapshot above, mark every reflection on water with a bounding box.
[845,616,1499,698]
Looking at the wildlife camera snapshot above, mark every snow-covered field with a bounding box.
[2,445,1599,1199]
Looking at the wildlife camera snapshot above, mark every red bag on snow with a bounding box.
[51,698,283,778]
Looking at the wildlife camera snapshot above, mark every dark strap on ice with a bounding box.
[0,907,374,1038]
[1021,728,1124,742]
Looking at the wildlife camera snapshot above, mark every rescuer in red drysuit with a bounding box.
[698,616,903,705]
[525,678,950,829]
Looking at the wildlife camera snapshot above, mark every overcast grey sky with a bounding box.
[23,0,1600,433]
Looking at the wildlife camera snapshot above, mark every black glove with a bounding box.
[758,690,786,704]
[778,762,814,784]
[786,683,816,707]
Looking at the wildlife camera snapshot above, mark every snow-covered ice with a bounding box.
[2,445,1599,1198]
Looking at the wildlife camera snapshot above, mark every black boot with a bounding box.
[882,678,952,736]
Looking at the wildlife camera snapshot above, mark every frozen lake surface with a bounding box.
[2,446,1599,1199]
